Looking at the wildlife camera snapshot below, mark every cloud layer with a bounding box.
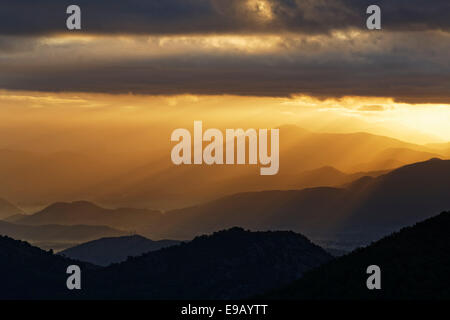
[0,0,449,35]
[0,1,449,103]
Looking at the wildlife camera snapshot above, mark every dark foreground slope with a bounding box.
[265,211,450,300]
[0,236,92,299]
[59,235,180,266]
[84,228,332,299]
[0,228,332,299]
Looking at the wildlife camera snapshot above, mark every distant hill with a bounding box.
[264,211,450,299]
[82,228,333,299]
[16,201,162,230]
[59,235,180,266]
[0,198,24,220]
[139,159,450,248]
[0,220,127,249]
[0,235,92,299]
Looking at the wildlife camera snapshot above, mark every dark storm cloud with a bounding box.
[1,1,448,103]
[0,0,449,36]
[1,43,449,104]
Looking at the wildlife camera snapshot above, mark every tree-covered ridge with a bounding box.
[84,228,333,299]
[265,211,450,300]
[0,228,332,299]
[0,235,92,299]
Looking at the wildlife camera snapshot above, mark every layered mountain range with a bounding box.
[4,158,449,251]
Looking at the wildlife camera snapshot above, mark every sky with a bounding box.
[0,0,449,144]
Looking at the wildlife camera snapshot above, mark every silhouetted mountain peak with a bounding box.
[217,226,245,233]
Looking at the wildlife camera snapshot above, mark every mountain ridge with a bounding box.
[59,235,180,266]
[16,200,162,230]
